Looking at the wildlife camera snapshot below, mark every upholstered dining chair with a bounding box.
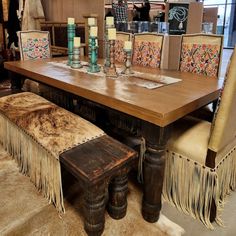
[18,30,51,61]
[179,34,224,121]
[132,33,164,68]
[163,47,236,229]
[115,32,132,63]
[179,33,223,78]
[18,30,51,94]
[18,30,73,110]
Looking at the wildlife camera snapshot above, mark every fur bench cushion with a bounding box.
[0,92,105,212]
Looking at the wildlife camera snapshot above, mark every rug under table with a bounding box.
[0,145,167,236]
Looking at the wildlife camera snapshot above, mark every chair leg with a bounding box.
[84,184,106,236]
[212,99,218,114]
[107,173,128,219]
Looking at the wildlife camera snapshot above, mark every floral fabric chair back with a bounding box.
[114,32,132,63]
[18,31,51,61]
[180,34,223,78]
[132,33,164,68]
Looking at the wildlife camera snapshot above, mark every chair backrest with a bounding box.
[114,31,132,63]
[18,30,51,61]
[132,33,164,68]
[179,34,223,78]
[208,48,236,156]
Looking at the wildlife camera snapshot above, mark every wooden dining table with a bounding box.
[4,57,222,223]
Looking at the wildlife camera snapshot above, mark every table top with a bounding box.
[4,57,222,127]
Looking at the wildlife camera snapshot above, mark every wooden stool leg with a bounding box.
[107,173,128,219]
[84,184,106,236]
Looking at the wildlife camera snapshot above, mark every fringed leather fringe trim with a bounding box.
[0,114,65,213]
[163,147,236,229]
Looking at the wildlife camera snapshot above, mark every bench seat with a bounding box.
[0,92,137,235]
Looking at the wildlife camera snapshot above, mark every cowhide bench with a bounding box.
[0,92,137,236]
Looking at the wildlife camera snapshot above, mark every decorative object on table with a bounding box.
[71,37,82,69]
[87,17,96,66]
[114,32,132,63]
[67,17,75,66]
[121,41,134,75]
[106,28,118,78]
[104,16,115,73]
[87,26,100,73]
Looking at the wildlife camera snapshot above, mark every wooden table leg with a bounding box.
[84,184,106,236]
[141,120,170,223]
[107,172,128,219]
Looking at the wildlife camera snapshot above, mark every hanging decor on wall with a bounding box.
[168,3,189,35]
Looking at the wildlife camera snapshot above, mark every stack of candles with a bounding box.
[67,17,75,66]
[106,16,114,27]
[71,37,82,69]
[88,17,97,58]
[107,28,116,41]
[122,40,134,75]
[90,26,98,38]
[104,16,115,72]
[106,27,118,77]
[88,22,100,73]
[88,17,96,27]
[124,41,132,51]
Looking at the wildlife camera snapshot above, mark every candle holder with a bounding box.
[121,49,134,75]
[87,36,100,73]
[71,46,82,69]
[67,23,75,66]
[103,24,114,73]
[88,25,92,66]
[106,40,118,78]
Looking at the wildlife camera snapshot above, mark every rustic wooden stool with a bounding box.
[60,135,137,236]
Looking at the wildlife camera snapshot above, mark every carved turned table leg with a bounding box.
[107,173,128,219]
[141,121,170,222]
[84,183,106,236]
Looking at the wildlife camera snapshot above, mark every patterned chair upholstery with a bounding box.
[163,48,236,229]
[18,30,51,61]
[179,34,223,78]
[132,33,164,68]
[114,32,132,63]
[180,34,224,121]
